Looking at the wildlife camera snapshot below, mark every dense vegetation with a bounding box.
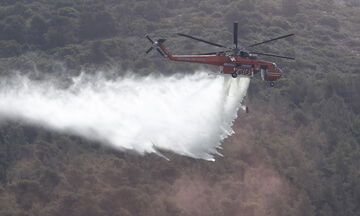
[0,0,359,215]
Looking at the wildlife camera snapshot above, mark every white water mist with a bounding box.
[0,71,250,160]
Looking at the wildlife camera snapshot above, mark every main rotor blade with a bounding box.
[247,34,295,48]
[250,52,295,60]
[234,22,238,49]
[178,33,227,48]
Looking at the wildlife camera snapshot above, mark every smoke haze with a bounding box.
[0,71,249,160]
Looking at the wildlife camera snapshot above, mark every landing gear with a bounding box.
[270,81,275,87]
[231,72,238,78]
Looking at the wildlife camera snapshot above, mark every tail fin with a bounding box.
[145,35,167,58]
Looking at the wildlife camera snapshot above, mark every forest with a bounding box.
[0,0,360,215]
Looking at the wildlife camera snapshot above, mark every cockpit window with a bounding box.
[272,63,280,71]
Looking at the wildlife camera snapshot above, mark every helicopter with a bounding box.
[145,22,295,87]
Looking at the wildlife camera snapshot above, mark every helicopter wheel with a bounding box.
[231,72,238,78]
[270,81,275,87]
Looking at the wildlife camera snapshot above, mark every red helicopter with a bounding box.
[145,22,295,88]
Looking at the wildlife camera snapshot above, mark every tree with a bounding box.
[0,40,22,57]
[91,41,107,64]
[79,11,117,40]
[28,15,48,47]
[0,15,26,42]
[281,0,299,17]
[45,16,77,48]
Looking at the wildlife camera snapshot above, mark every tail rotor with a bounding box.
[145,35,167,58]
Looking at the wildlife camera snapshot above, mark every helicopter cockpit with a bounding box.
[272,63,283,73]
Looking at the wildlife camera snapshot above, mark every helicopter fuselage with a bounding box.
[159,44,283,81]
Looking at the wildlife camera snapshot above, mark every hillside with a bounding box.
[0,0,360,216]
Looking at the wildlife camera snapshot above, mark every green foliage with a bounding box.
[319,16,340,30]
[0,0,359,216]
[28,15,48,47]
[45,15,78,48]
[10,180,46,210]
[272,16,292,30]
[79,11,117,40]
[0,15,26,42]
[0,2,28,19]
[58,7,79,18]
[133,1,162,22]
[281,0,299,16]
[0,40,22,57]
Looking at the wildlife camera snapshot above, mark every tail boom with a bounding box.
[145,35,227,67]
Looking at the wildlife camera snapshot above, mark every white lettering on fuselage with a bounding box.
[236,67,253,76]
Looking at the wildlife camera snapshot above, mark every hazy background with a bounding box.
[0,0,359,216]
